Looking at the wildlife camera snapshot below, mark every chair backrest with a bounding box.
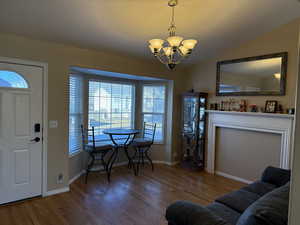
[81,125,96,150]
[142,122,157,143]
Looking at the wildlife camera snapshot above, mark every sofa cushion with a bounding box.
[215,190,261,213]
[207,202,241,225]
[241,181,276,196]
[261,166,291,187]
[166,201,230,225]
[237,182,290,225]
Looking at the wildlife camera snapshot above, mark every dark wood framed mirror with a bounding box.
[216,52,288,96]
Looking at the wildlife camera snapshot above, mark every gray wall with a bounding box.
[216,127,281,181]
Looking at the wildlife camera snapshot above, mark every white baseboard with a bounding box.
[68,161,128,185]
[114,160,179,166]
[69,171,85,185]
[44,187,70,197]
[169,161,179,166]
[216,171,252,184]
[45,160,180,197]
[153,160,179,166]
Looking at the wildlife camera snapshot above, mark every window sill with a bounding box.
[69,150,83,158]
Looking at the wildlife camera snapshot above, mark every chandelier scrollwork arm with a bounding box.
[156,53,169,65]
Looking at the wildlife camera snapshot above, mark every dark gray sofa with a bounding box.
[166,166,291,225]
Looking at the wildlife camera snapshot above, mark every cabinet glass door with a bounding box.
[199,97,206,138]
[181,92,207,170]
[183,96,198,134]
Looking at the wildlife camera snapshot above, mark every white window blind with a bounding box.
[88,81,135,140]
[69,75,83,155]
[142,85,166,142]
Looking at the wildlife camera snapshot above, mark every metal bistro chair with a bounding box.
[131,122,156,175]
[81,125,113,183]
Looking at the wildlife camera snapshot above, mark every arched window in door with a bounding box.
[0,70,29,88]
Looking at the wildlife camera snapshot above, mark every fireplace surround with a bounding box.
[206,110,294,183]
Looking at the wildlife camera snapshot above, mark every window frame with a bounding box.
[68,74,84,157]
[0,70,30,89]
[87,78,136,140]
[141,83,167,144]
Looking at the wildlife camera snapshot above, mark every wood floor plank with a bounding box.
[0,164,245,225]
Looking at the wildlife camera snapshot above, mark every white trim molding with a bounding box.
[153,160,179,166]
[44,187,70,197]
[206,110,294,174]
[68,161,179,186]
[69,171,85,185]
[68,160,179,185]
[51,160,179,197]
[216,171,252,184]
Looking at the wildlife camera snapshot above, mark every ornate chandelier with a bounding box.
[148,0,197,70]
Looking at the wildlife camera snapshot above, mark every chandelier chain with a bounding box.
[168,6,176,36]
[171,6,175,26]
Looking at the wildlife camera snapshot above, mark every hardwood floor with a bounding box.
[0,164,245,225]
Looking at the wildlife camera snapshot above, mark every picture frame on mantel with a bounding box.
[265,100,278,113]
[216,52,288,96]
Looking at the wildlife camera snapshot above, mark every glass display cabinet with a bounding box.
[181,91,208,170]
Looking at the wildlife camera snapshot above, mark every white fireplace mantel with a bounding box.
[206,110,294,176]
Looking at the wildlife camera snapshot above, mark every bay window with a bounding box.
[68,75,83,155]
[88,80,135,139]
[68,73,168,156]
[142,85,166,143]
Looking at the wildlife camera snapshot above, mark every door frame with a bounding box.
[0,56,48,197]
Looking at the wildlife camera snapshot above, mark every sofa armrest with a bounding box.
[261,166,291,187]
[166,201,229,225]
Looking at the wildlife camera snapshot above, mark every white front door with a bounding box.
[0,62,43,204]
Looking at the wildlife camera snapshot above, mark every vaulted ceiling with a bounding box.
[0,0,300,64]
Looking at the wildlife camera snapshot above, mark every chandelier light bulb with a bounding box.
[182,39,198,49]
[149,45,155,54]
[149,39,164,49]
[163,47,173,56]
[167,36,183,47]
[179,46,190,56]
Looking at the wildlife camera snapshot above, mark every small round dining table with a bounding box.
[103,128,140,181]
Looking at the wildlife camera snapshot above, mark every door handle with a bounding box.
[30,137,41,143]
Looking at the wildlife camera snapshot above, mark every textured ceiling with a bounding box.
[0,0,300,64]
